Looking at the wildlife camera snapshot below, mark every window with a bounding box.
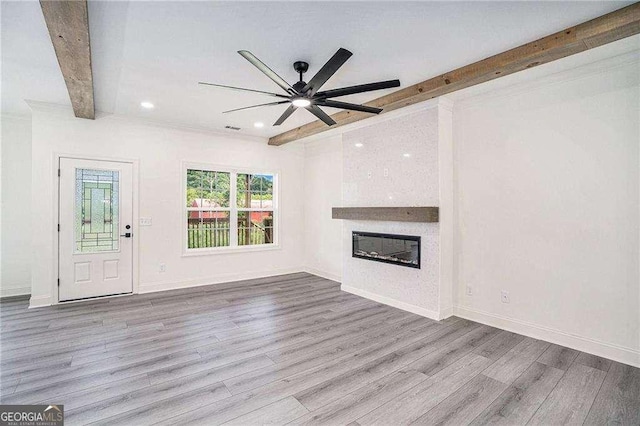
[185,165,277,252]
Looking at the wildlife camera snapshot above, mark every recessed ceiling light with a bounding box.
[292,98,311,108]
[254,122,264,128]
[403,153,411,158]
[140,101,154,109]
[355,143,363,148]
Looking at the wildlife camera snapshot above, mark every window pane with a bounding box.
[238,211,274,246]
[187,211,230,248]
[237,173,273,208]
[75,168,120,253]
[187,169,230,208]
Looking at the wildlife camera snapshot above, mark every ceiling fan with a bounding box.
[199,48,400,127]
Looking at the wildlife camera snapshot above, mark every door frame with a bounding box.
[53,153,140,305]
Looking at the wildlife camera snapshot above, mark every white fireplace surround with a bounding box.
[339,99,454,320]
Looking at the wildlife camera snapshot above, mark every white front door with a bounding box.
[58,158,134,301]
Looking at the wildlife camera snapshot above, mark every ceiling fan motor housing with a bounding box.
[293,61,310,92]
[292,81,307,93]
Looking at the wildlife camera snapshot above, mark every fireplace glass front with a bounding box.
[352,232,420,269]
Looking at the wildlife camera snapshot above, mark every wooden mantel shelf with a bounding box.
[332,207,439,223]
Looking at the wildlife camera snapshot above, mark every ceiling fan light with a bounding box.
[292,98,311,108]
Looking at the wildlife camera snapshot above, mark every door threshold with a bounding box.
[58,291,134,305]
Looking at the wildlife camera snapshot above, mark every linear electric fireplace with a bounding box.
[352,231,420,269]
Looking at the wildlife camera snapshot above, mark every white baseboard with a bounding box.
[439,305,454,319]
[303,266,341,283]
[29,294,52,308]
[341,284,441,321]
[1,286,31,298]
[454,305,640,368]
[138,267,305,294]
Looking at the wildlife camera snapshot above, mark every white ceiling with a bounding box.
[1,1,635,138]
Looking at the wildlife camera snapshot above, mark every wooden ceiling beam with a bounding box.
[40,0,95,119]
[268,3,640,146]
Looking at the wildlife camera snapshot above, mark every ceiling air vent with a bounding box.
[225,125,241,131]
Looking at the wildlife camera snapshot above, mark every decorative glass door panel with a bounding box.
[59,158,133,301]
[75,169,120,253]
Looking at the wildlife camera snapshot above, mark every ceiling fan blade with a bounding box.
[198,82,290,99]
[316,100,382,114]
[223,100,290,114]
[273,104,296,126]
[302,48,352,96]
[305,105,337,126]
[238,50,295,95]
[316,80,400,99]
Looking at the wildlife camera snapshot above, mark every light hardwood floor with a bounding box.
[1,273,638,425]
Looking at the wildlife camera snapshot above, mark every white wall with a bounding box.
[303,136,343,281]
[29,105,305,307]
[453,54,640,366]
[1,114,32,297]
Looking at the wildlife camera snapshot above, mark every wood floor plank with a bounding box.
[528,362,607,425]
[215,303,390,342]
[536,343,580,370]
[412,373,508,425]
[264,308,411,364]
[69,321,233,366]
[584,361,640,425]
[0,378,19,397]
[224,316,438,395]
[574,351,613,372]
[221,396,310,426]
[357,353,493,425]
[293,320,480,411]
[6,350,203,403]
[0,322,165,353]
[403,325,501,376]
[470,361,564,425]
[90,381,231,426]
[482,337,550,384]
[30,374,151,411]
[473,330,525,361]
[288,370,428,425]
[64,369,232,424]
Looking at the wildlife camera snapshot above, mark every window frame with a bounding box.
[182,162,279,255]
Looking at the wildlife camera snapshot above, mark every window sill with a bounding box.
[182,244,281,257]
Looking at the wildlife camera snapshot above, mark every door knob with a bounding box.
[120,224,132,237]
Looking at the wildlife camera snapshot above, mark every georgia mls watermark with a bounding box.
[0,405,63,426]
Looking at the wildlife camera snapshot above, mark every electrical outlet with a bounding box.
[159,263,166,273]
[367,171,372,179]
[383,168,389,177]
[466,286,473,296]
[501,291,510,303]
[140,218,152,226]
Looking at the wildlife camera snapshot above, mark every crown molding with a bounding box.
[0,112,32,122]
